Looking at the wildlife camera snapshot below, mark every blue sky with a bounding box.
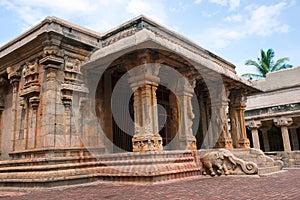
[0,0,299,75]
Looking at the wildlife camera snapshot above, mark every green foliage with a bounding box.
[242,49,293,79]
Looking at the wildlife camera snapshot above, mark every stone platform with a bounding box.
[0,149,282,187]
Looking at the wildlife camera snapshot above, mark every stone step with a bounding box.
[0,151,195,167]
[0,150,201,187]
[258,165,283,175]
[0,157,195,172]
[0,161,201,187]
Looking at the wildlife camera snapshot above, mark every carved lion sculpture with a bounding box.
[200,149,258,176]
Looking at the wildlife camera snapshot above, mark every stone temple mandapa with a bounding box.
[0,16,282,187]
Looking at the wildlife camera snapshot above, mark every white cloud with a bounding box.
[126,0,167,24]
[197,2,290,49]
[224,14,242,22]
[209,0,240,10]
[245,2,290,36]
[194,0,202,4]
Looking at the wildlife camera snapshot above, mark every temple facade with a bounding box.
[0,16,259,160]
[245,67,300,153]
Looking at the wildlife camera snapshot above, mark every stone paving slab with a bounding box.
[0,169,299,200]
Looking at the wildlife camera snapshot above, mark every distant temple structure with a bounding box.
[0,16,284,186]
[245,67,300,166]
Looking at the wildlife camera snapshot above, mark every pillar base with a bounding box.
[217,138,233,149]
[179,137,197,150]
[238,138,250,148]
[132,135,163,152]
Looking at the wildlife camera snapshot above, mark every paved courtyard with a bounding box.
[0,169,299,200]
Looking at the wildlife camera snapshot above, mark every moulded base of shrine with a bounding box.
[0,149,283,188]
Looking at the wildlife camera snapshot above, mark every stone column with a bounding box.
[261,128,270,152]
[7,68,21,151]
[198,91,209,148]
[174,77,197,150]
[229,89,250,148]
[215,88,233,149]
[290,128,299,150]
[246,120,262,149]
[274,117,293,152]
[128,64,162,152]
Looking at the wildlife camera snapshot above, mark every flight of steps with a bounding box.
[265,151,300,168]
[229,148,283,175]
[0,150,202,187]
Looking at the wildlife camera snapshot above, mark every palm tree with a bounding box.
[242,49,292,79]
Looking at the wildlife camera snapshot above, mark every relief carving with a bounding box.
[19,60,40,99]
[200,149,258,176]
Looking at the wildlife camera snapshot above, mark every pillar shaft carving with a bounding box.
[213,87,232,149]
[274,117,293,152]
[229,89,250,148]
[128,63,162,152]
[174,76,197,150]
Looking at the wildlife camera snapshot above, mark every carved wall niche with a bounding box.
[61,56,88,104]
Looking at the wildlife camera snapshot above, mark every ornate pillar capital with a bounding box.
[246,120,262,130]
[128,63,160,90]
[230,89,247,108]
[274,117,293,127]
[7,67,21,85]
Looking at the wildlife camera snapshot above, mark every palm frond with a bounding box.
[275,64,293,71]
[271,57,290,71]
[241,73,264,79]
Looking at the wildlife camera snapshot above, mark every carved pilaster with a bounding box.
[229,89,250,148]
[174,76,197,150]
[7,67,21,151]
[274,117,293,152]
[246,120,262,149]
[128,63,163,152]
[39,45,63,148]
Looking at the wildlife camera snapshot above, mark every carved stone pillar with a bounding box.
[174,77,197,150]
[274,117,293,152]
[229,89,250,148]
[215,88,232,149]
[290,128,299,150]
[7,68,21,151]
[128,64,162,152]
[246,120,262,149]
